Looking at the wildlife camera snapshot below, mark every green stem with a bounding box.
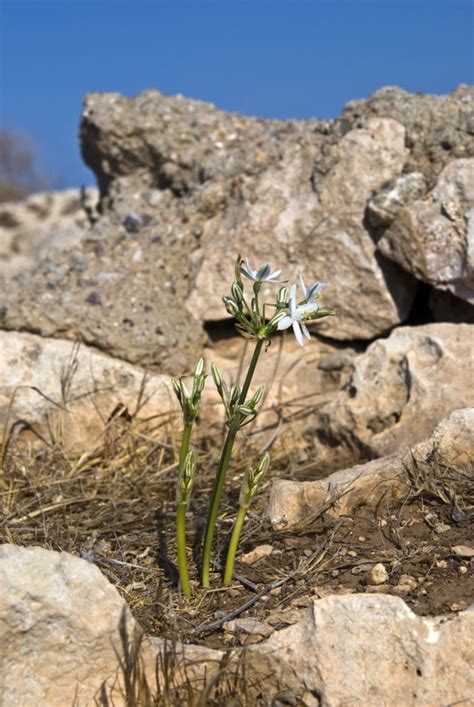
[176,420,193,598]
[223,504,248,585]
[176,503,192,598]
[201,339,264,588]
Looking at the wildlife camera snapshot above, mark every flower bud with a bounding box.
[276,287,289,304]
[194,357,204,378]
[222,296,240,317]
[176,450,196,504]
[250,385,265,406]
[231,282,244,305]
[211,362,224,389]
[229,385,241,407]
[171,378,182,403]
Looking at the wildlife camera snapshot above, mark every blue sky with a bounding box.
[1,0,473,188]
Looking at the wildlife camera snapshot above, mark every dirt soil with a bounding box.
[1,420,473,650]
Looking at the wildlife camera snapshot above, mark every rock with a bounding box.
[223,618,274,640]
[366,171,427,228]
[0,188,98,281]
[452,545,474,558]
[0,330,176,451]
[370,563,389,585]
[393,575,418,595]
[308,323,473,466]
[377,158,474,303]
[250,594,474,706]
[0,543,141,706]
[2,545,473,706]
[339,84,474,184]
[240,544,274,565]
[187,114,417,341]
[266,407,473,530]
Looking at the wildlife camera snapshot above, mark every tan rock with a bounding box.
[309,323,473,466]
[452,545,474,558]
[254,594,474,706]
[370,563,389,585]
[0,543,140,706]
[378,158,474,303]
[240,544,274,565]
[0,330,177,452]
[267,407,473,530]
[188,117,416,341]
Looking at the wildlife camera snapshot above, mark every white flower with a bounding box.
[299,273,327,303]
[277,283,320,346]
[241,258,283,283]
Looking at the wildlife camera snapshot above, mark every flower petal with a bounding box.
[292,321,304,346]
[302,324,311,340]
[277,315,293,331]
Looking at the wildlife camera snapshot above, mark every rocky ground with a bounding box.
[0,84,473,706]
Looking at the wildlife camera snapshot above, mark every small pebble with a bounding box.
[369,563,389,585]
[459,566,468,574]
[240,544,274,565]
[434,522,451,534]
[452,545,474,558]
[122,212,143,233]
[347,550,358,558]
[436,560,448,569]
[358,536,367,542]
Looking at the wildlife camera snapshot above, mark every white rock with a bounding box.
[370,563,389,585]
[0,543,139,706]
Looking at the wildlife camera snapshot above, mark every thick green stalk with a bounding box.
[200,339,264,588]
[176,421,193,597]
[223,504,247,585]
[176,503,192,598]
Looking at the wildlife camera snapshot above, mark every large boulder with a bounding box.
[307,323,473,467]
[2,86,472,369]
[254,593,474,706]
[0,544,141,706]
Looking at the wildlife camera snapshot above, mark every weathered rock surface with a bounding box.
[0,188,97,280]
[254,593,474,706]
[2,85,472,370]
[187,113,416,340]
[377,158,474,302]
[0,329,353,452]
[308,322,473,467]
[0,330,176,451]
[3,544,473,706]
[267,406,474,530]
[0,543,141,706]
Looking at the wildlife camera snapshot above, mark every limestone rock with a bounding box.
[187,115,416,341]
[0,330,176,452]
[267,407,473,530]
[0,188,97,281]
[0,543,141,706]
[366,171,427,228]
[378,158,474,303]
[255,594,474,706]
[309,323,473,466]
[339,84,474,184]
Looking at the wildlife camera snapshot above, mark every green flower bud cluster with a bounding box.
[211,363,265,429]
[239,452,270,508]
[172,357,206,423]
